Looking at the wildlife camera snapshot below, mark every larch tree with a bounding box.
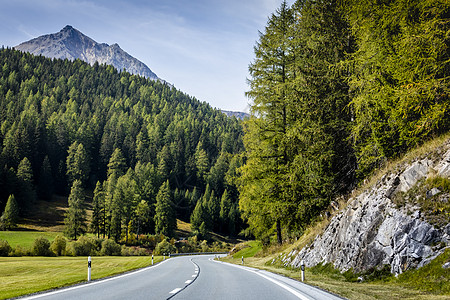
[38,156,53,201]
[64,180,87,239]
[91,181,105,238]
[16,157,36,214]
[66,142,90,186]
[155,181,176,236]
[240,0,295,244]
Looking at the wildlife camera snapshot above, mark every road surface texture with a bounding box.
[18,255,344,300]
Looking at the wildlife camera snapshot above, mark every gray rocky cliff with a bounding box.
[279,143,450,275]
[15,25,159,80]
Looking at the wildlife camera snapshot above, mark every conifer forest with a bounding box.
[0,0,449,246]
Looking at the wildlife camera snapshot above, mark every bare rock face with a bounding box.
[15,25,159,80]
[283,147,450,275]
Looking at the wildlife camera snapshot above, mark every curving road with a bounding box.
[18,255,344,300]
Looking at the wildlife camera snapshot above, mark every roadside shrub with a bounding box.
[12,245,30,256]
[50,235,67,256]
[32,237,52,256]
[200,240,209,252]
[91,237,104,253]
[67,236,97,256]
[0,239,12,256]
[100,239,121,256]
[153,239,176,255]
[121,246,149,256]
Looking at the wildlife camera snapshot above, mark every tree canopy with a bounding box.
[0,47,245,238]
[240,0,449,243]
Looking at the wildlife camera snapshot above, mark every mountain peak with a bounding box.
[61,25,74,32]
[15,26,159,81]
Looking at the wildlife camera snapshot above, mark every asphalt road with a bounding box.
[18,255,344,300]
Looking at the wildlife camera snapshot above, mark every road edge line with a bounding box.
[211,259,311,300]
[18,258,172,300]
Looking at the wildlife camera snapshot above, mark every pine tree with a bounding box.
[38,156,53,201]
[240,0,295,244]
[135,200,150,238]
[66,142,90,186]
[219,189,232,233]
[1,195,19,230]
[207,190,220,231]
[16,157,36,213]
[190,198,205,231]
[107,148,126,180]
[64,180,87,239]
[240,0,356,243]
[155,181,176,236]
[91,181,105,238]
[195,142,209,185]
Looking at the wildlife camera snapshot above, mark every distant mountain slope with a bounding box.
[15,25,159,80]
[0,48,244,238]
[221,110,249,120]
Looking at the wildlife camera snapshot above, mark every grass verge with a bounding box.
[222,241,450,300]
[0,255,163,299]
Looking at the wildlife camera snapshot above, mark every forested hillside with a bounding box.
[240,0,449,244]
[0,48,244,239]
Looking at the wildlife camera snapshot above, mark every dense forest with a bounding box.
[0,0,448,248]
[240,0,449,243]
[0,48,244,240]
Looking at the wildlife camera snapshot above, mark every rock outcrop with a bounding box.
[15,25,159,81]
[281,143,450,275]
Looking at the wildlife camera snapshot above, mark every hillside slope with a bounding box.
[0,48,244,239]
[277,138,450,275]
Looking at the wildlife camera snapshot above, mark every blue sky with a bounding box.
[0,0,294,112]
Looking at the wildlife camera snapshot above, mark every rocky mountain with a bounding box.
[15,25,159,80]
[275,139,450,275]
[221,110,250,120]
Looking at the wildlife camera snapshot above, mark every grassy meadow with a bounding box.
[0,231,61,249]
[0,255,163,299]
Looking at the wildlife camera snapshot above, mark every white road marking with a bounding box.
[185,280,192,284]
[212,260,311,300]
[192,274,196,277]
[170,288,182,294]
[20,258,171,300]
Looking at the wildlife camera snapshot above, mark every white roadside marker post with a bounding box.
[242,256,244,265]
[88,256,92,282]
[152,254,154,265]
[301,260,305,282]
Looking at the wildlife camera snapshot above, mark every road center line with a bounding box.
[166,258,200,300]
[169,288,182,294]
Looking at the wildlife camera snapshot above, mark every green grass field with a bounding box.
[0,256,163,299]
[0,231,61,249]
[232,240,262,258]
